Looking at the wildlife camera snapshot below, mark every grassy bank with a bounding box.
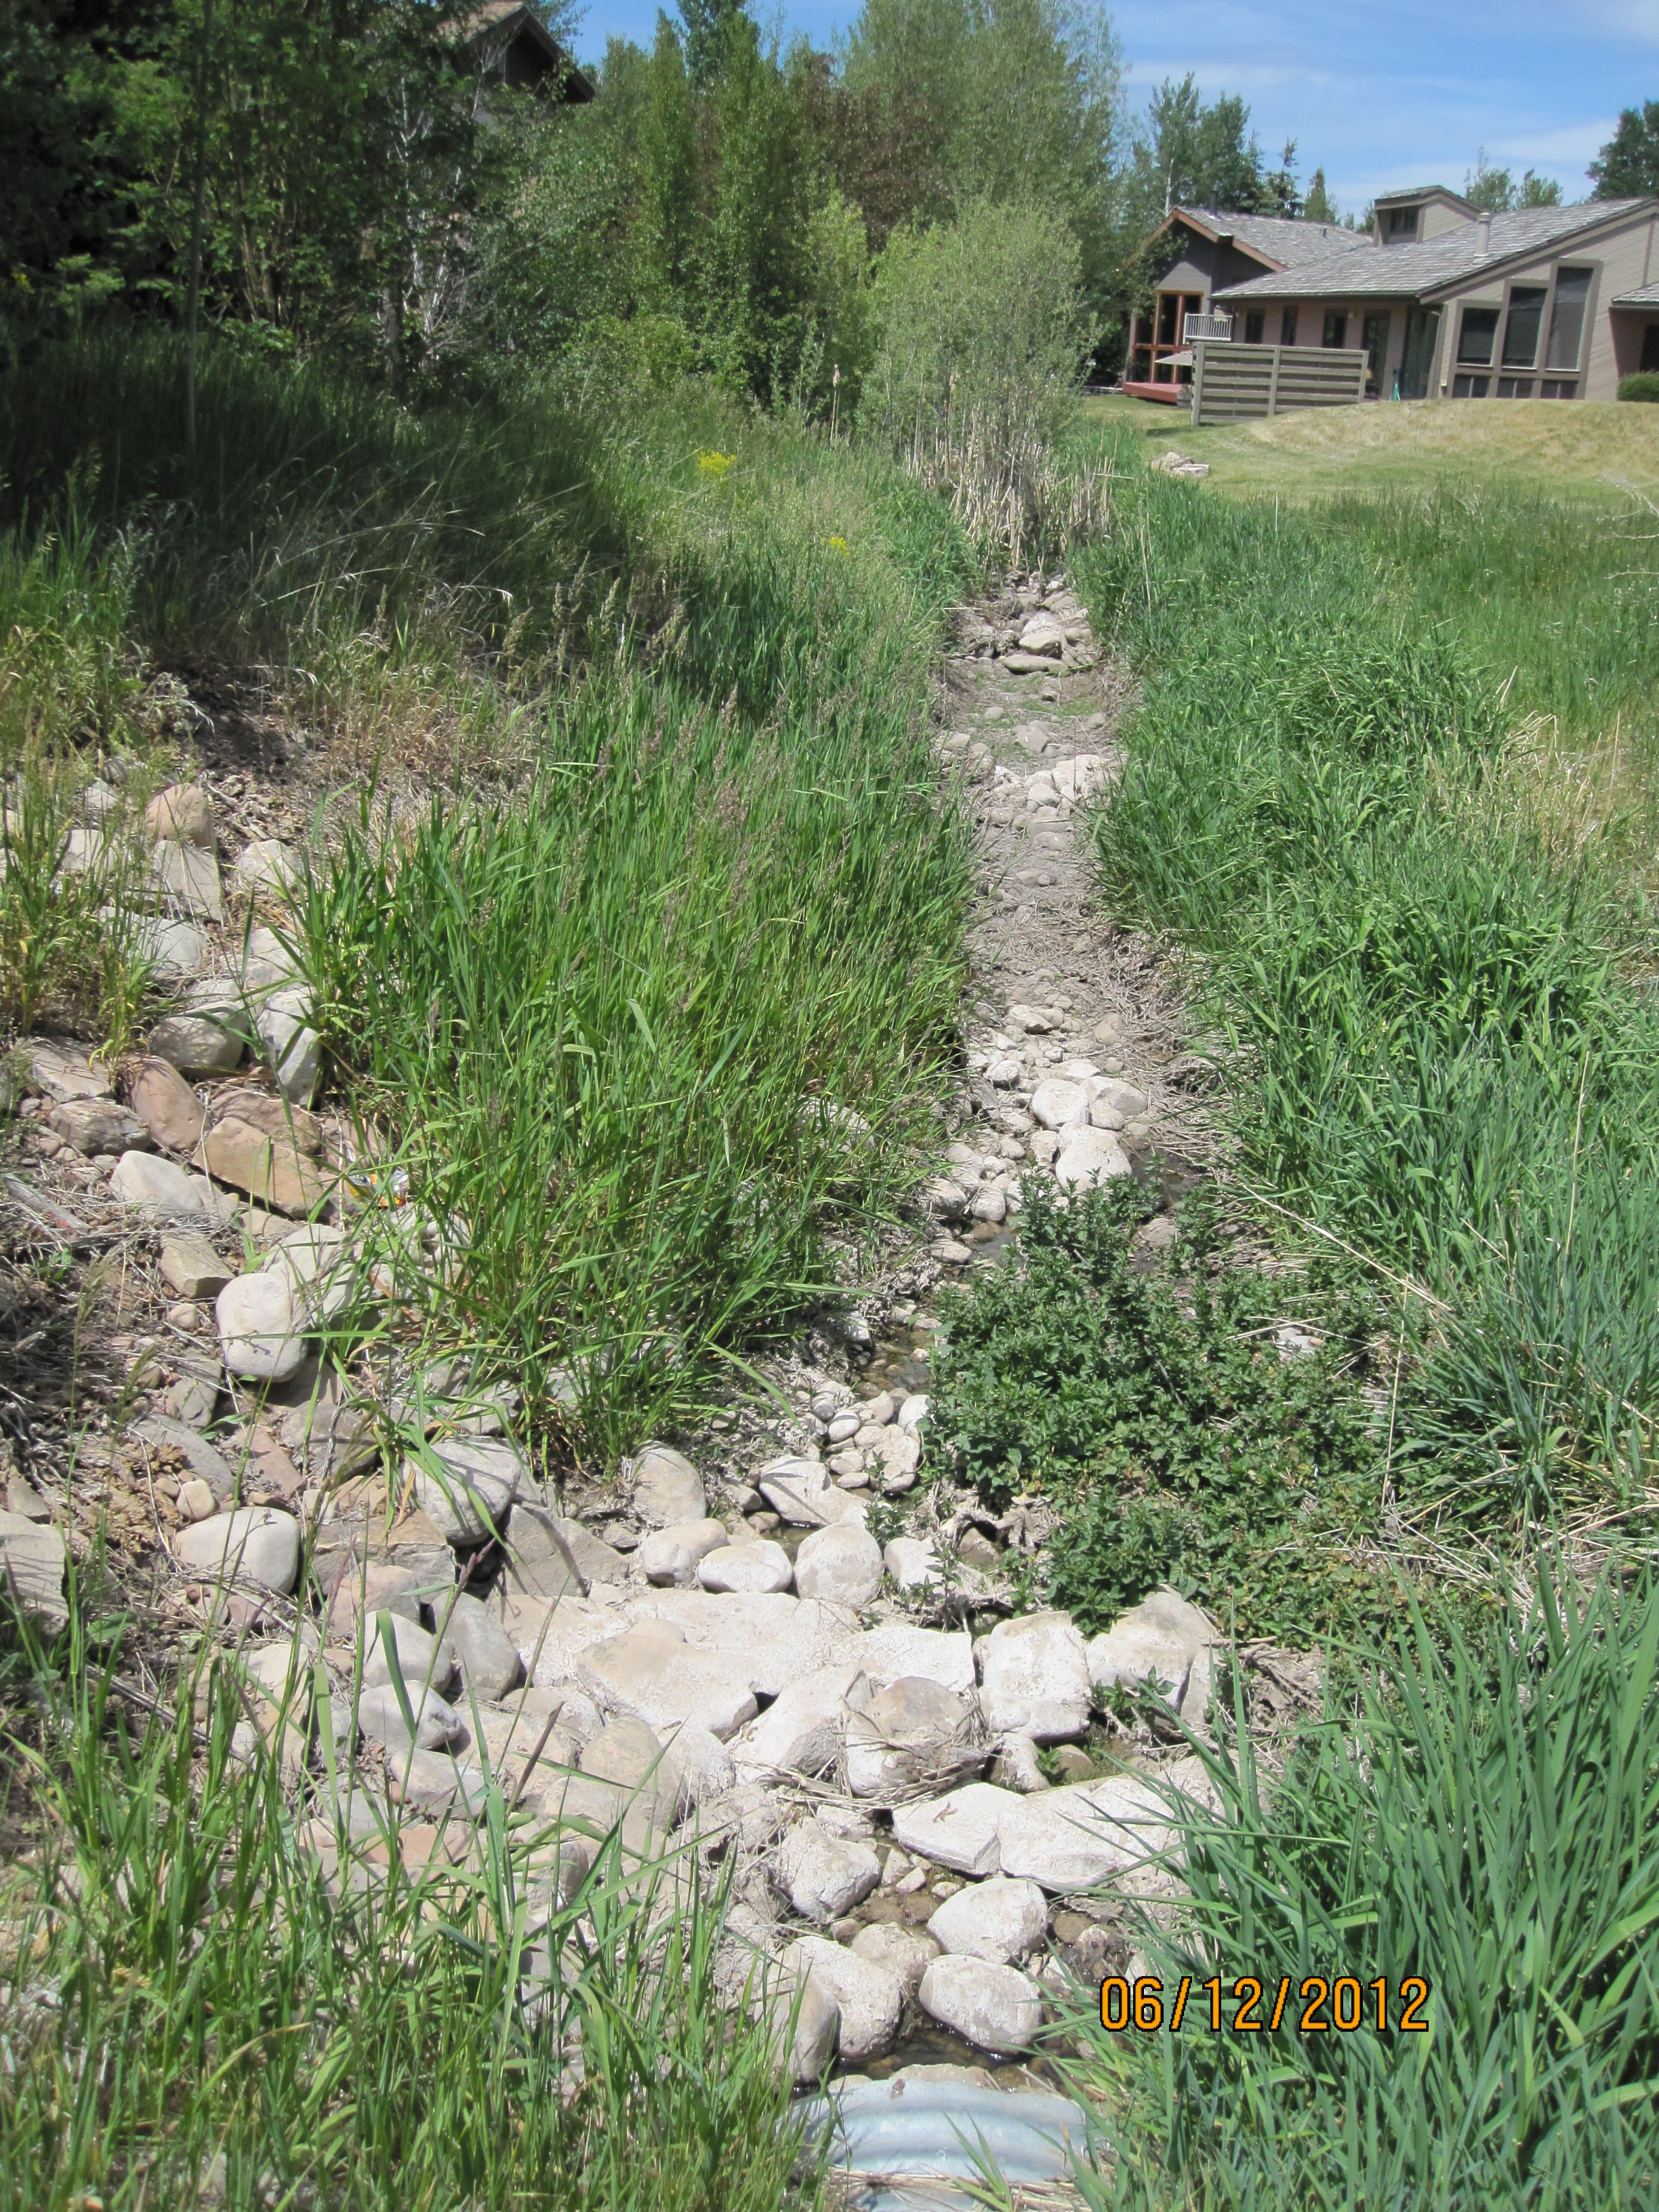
[1,332,979,1453]
[1071,452,1659,1530]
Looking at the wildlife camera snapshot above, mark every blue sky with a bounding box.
[570,0,1659,215]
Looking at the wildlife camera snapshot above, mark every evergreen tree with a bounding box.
[1303,167,1337,224]
[678,0,747,89]
[1590,101,1659,197]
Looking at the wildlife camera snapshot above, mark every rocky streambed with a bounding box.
[1,569,1255,2203]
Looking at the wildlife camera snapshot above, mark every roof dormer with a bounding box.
[1372,186,1481,245]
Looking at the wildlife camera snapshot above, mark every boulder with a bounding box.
[1017,612,1065,659]
[978,1614,1091,1742]
[889,1782,1015,1878]
[1089,1079,1149,1130]
[1029,1079,1088,1132]
[849,1922,940,1999]
[918,1957,1042,2054]
[153,839,222,920]
[864,1426,922,1494]
[768,1972,840,2083]
[199,1114,326,1218]
[884,1536,942,1591]
[995,1773,1179,1891]
[697,1539,794,1595]
[731,1665,872,1784]
[266,1221,351,1326]
[256,986,322,1106]
[928,1877,1048,1965]
[352,1681,467,1757]
[361,1612,460,1700]
[148,1013,244,1080]
[216,1271,304,1384]
[409,1434,527,1544]
[327,1561,424,1639]
[755,1456,836,1525]
[506,1505,628,1597]
[630,1443,705,1527]
[579,1715,677,1827]
[851,1622,977,1697]
[1086,1586,1218,1726]
[22,1040,110,1103]
[442,1591,523,1701]
[49,1098,147,1157]
[1054,1128,1131,1191]
[130,1057,206,1155]
[897,1393,928,1434]
[173,1506,300,1594]
[159,1229,230,1301]
[661,1717,737,1815]
[776,1816,881,1925]
[234,838,300,895]
[111,1149,210,1219]
[578,1620,758,1741]
[638,1519,728,1587]
[793,1522,882,1609]
[845,1677,979,1801]
[146,784,215,847]
[782,1937,903,2064]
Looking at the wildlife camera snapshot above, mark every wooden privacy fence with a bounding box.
[1190,341,1368,425]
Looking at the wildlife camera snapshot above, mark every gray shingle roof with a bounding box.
[1213,199,1654,304]
[1173,209,1372,269]
[1613,280,1659,308]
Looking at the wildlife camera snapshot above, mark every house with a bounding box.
[1126,188,1659,408]
[463,0,594,98]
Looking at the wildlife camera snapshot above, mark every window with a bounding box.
[1361,311,1391,396]
[1452,373,1491,398]
[1545,268,1591,370]
[1244,310,1265,345]
[1156,293,1180,345]
[1323,310,1349,348]
[1496,377,1534,398]
[1281,306,1299,346]
[1387,206,1419,239]
[1641,324,1659,374]
[1540,380,1577,400]
[1501,285,1547,367]
[1457,306,1500,365]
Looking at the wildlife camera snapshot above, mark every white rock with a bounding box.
[630,1443,705,1525]
[148,1013,245,1079]
[918,1956,1042,2053]
[782,1937,903,2064]
[1051,754,1107,802]
[174,1507,300,1594]
[970,1186,1008,1225]
[928,1877,1048,1963]
[216,1270,304,1383]
[110,1150,209,1220]
[235,838,300,895]
[883,1536,941,1591]
[986,1055,1024,1086]
[1029,1078,1089,1131]
[578,1620,759,1741]
[889,1782,1015,1877]
[1089,1079,1148,1128]
[638,1519,729,1586]
[852,1622,977,1696]
[757,1456,853,1527]
[979,1614,1091,1743]
[1054,1128,1132,1190]
[849,1923,940,1998]
[154,839,223,920]
[1086,1586,1219,1726]
[352,1681,466,1756]
[697,1540,793,1594]
[360,1612,460,1698]
[443,1593,523,1702]
[776,1816,881,1924]
[996,1773,1179,1891]
[256,987,321,1106]
[1017,612,1065,658]
[897,1393,929,1434]
[661,1717,736,1812]
[845,1677,976,1801]
[266,1221,350,1324]
[23,1040,110,1103]
[825,1412,860,1444]
[767,1973,840,2083]
[410,1434,527,1544]
[730,1665,872,1782]
[793,1522,882,1609]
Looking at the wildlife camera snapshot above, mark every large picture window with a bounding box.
[1501,286,1547,367]
[1458,307,1500,365]
[1545,268,1591,370]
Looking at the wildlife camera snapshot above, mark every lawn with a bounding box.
[1083,389,1659,505]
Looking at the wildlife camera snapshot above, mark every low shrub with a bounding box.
[1617,371,1659,401]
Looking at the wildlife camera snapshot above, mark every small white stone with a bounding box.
[927,1876,1048,1963]
[883,1536,941,1591]
[793,1522,883,1609]
[776,1816,881,1924]
[174,1506,300,1593]
[1029,1078,1089,1131]
[1054,1128,1131,1190]
[781,1936,903,2063]
[697,1540,794,1595]
[216,1270,304,1382]
[111,1150,209,1220]
[979,1614,1092,1742]
[918,1956,1042,2053]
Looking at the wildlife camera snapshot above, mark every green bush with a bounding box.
[1616,371,1659,401]
[926,1181,1384,1641]
[1068,1563,1659,2208]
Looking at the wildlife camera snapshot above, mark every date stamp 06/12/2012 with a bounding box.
[1099,1975,1432,2037]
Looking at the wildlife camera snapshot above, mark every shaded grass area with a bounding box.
[0,332,979,1455]
[1063,1562,1659,2211]
[1071,460,1659,1530]
[0,1594,815,2212]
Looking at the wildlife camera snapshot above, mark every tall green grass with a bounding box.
[1073,468,1659,1523]
[1065,1563,1659,2209]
